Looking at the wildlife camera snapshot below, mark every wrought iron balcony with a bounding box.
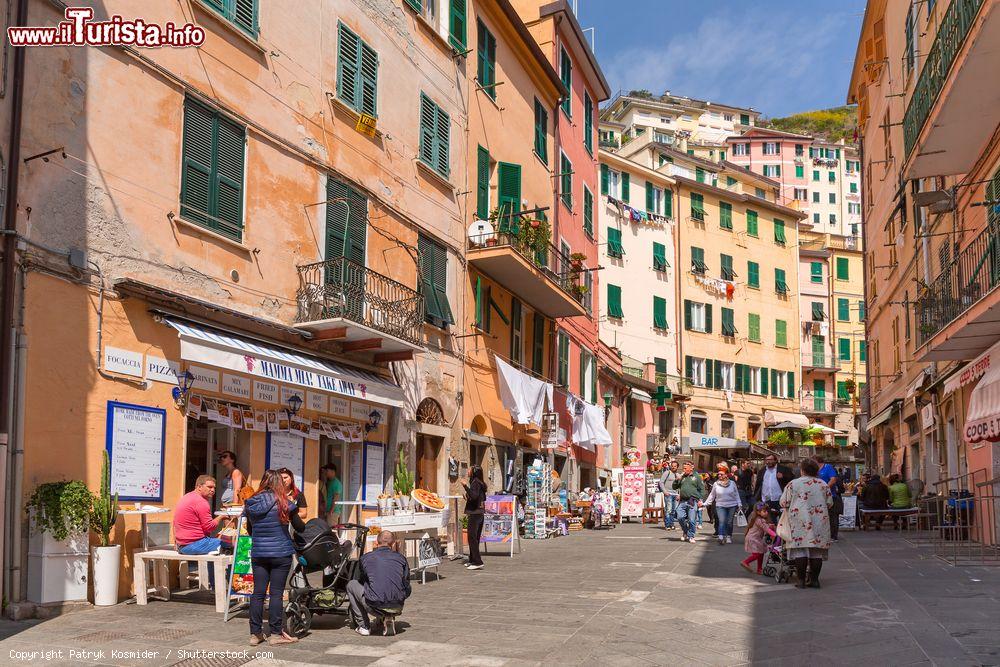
[903,0,986,158]
[916,224,1000,347]
[801,396,840,415]
[467,228,587,319]
[599,139,620,150]
[295,256,424,350]
[801,352,841,373]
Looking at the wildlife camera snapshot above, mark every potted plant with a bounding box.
[801,426,825,446]
[569,252,588,271]
[25,478,93,604]
[89,450,120,606]
[570,283,590,299]
[393,448,414,511]
[766,429,792,447]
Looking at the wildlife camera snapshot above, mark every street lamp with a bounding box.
[286,393,303,417]
[602,391,614,422]
[365,409,383,433]
[172,370,195,407]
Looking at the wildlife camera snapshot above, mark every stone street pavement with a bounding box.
[0,522,998,666]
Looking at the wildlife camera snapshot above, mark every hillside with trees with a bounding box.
[764,106,858,144]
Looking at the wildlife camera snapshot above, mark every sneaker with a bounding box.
[718,536,725,544]
[468,564,484,570]
[725,536,733,544]
[249,634,265,646]
[355,626,371,636]
[689,536,699,543]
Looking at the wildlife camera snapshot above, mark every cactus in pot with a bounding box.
[90,450,119,547]
[393,448,414,509]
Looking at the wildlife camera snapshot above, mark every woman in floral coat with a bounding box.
[778,458,833,589]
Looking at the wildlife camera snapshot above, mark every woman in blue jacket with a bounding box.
[245,469,301,646]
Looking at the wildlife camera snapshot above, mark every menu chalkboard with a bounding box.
[266,432,304,491]
[105,401,166,501]
[362,442,384,505]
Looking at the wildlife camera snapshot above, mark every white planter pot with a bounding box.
[91,545,121,606]
[27,528,89,605]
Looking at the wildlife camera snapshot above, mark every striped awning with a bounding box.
[162,317,404,407]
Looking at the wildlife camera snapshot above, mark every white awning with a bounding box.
[905,370,930,398]
[162,317,405,407]
[867,399,901,429]
[964,361,1000,444]
[763,411,808,428]
[632,389,653,403]
[943,338,1000,396]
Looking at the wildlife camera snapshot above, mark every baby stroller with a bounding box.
[761,525,792,583]
[283,519,368,637]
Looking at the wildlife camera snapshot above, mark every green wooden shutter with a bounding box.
[621,173,630,201]
[326,177,367,266]
[653,242,668,271]
[180,98,215,230]
[496,162,521,231]
[560,153,573,209]
[338,23,362,112]
[746,209,758,236]
[704,303,713,334]
[584,92,593,153]
[600,164,609,195]
[449,0,467,50]
[748,261,760,288]
[858,300,866,321]
[721,253,734,280]
[838,298,850,321]
[645,181,654,213]
[839,337,851,361]
[510,298,522,361]
[810,261,823,283]
[583,187,593,236]
[474,275,483,329]
[653,296,667,330]
[579,347,587,396]
[664,189,672,218]
[696,167,705,183]
[607,284,623,318]
[837,381,849,401]
[748,313,760,342]
[232,0,258,37]
[836,256,849,280]
[795,165,804,178]
[771,369,779,397]
[405,0,421,11]
[532,313,545,373]
[691,192,704,219]
[533,99,548,163]
[775,319,787,347]
[787,372,795,399]
[477,20,496,99]
[775,268,787,294]
[721,307,735,336]
[607,227,624,258]
[720,201,733,229]
[760,367,769,395]
[683,299,692,330]
[712,359,723,389]
[734,363,745,392]
[859,341,867,362]
[773,218,786,244]
[476,146,490,219]
[557,333,569,386]
[685,356,693,383]
[559,47,572,115]
[419,235,453,326]
[419,93,450,177]
[213,113,246,238]
[704,359,715,389]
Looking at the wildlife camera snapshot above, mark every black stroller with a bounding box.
[283,519,368,637]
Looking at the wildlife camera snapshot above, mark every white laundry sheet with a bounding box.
[494,356,554,426]
[567,393,613,450]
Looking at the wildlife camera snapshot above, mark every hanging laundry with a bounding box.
[725,282,736,301]
[495,356,554,426]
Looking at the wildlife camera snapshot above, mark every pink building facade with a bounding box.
[727,128,813,211]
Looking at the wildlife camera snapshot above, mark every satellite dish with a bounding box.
[468,219,495,247]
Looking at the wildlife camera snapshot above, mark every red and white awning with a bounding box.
[944,339,1000,396]
[964,360,1000,445]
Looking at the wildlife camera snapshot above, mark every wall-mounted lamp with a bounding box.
[286,393,303,417]
[171,370,195,407]
[365,409,383,433]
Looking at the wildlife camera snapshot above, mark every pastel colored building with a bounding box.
[726,127,812,211]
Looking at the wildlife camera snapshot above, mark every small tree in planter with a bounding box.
[25,478,93,604]
[89,450,121,606]
[26,480,92,543]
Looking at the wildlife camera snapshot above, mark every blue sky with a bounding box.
[577,0,866,118]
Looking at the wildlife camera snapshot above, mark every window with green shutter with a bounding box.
[720,253,735,280]
[839,337,851,361]
[812,170,820,181]
[691,246,708,274]
[795,164,804,178]
[419,235,454,327]
[838,298,850,321]
[324,176,368,268]
[812,302,825,321]
[748,313,761,342]
[622,172,630,201]
[836,256,849,280]
[557,332,569,386]
[202,0,258,37]
[858,300,866,321]
[653,296,667,330]
[496,162,521,231]
[719,201,733,230]
[747,261,760,288]
[654,357,667,384]
[607,227,624,258]
[775,268,788,294]
[859,341,867,362]
[559,47,572,116]
[477,20,497,100]
[721,307,736,337]
[645,181,654,213]
[837,381,849,401]
[696,167,705,183]
[337,22,378,117]
[850,182,858,193]
[449,0,467,50]
[690,192,705,221]
[418,93,450,178]
[775,319,787,347]
[532,312,545,374]
[607,284,623,318]
[829,171,836,183]
[584,92,593,153]
[653,242,668,271]
[773,218,786,245]
[560,152,573,210]
[664,189,673,218]
[180,97,246,242]
[740,113,750,125]
[583,186,593,237]
[476,146,490,219]
[746,209,758,237]
[810,261,823,283]
[600,164,609,196]
[533,98,547,163]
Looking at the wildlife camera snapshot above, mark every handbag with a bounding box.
[776,509,791,542]
[735,510,748,528]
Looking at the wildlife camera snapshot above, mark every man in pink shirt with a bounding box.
[174,475,227,556]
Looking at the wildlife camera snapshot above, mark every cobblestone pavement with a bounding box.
[1,522,998,666]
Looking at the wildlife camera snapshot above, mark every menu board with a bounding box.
[620,465,646,518]
[840,495,858,529]
[362,442,384,505]
[229,518,254,597]
[105,401,166,501]
[265,432,304,491]
[483,495,516,543]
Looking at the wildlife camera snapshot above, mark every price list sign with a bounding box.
[105,401,166,501]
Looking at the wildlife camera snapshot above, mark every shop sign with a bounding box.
[222,373,251,399]
[307,391,328,413]
[920,403,935,429]
[688,432,739,449]
[329,396,350,417]
[145,356,179,384]
[352,401,386,425]
[280,386,305,405]
[253,381,279,403]
[416,534,442,568]
[104,346,143,377]
[620,465,645,518]
[965,414,1000,445]
[189,365,220,392]
[483,495,517,551]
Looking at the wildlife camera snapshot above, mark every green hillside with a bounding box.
[764,106,858,144]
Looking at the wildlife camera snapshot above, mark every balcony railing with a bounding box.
[296,256,424,345]
[599,139,620,150]
[467,229,586,307]
[916,224,1000,345]
[801,396,844,414]
[801,352,841,371]
[903,0,986,157]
